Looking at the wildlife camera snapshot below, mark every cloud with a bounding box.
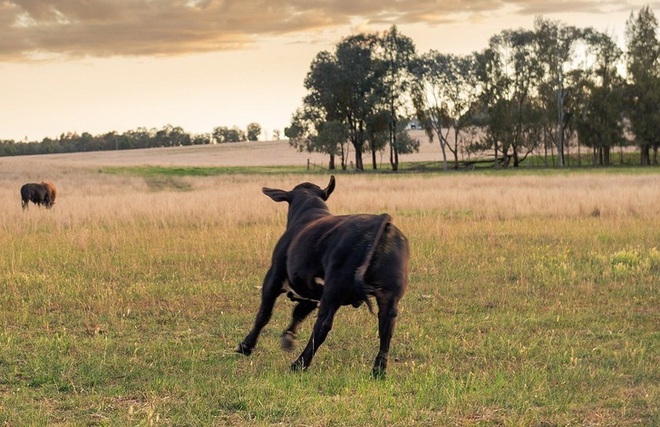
[0,0,652,61]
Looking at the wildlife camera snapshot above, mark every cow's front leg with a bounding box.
[372,291,400,379]
[235,268,283,355]
[281,300,317,352]
[291,300,339,371]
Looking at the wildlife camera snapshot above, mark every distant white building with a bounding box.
[406,119,421,130]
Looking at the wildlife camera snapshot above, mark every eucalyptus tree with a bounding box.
[474,29,543,167]
[534,17,583,167]
[379,25,417,171]
[286,106,348,170]
[365,109,390,170]
[625,6,660,165]
[246,123,262,141]
[300,34,384,171]
[412,51,479,169]
[534,17,585,167]
[571,30,625,165]
[154,124,189,146]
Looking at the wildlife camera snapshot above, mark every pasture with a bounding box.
[0,144,658,426]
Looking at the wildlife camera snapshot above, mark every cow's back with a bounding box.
[20,183,50,207]
[285,214,404,304]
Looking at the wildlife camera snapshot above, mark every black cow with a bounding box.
[235,176,409,378]
[20,182,55,210]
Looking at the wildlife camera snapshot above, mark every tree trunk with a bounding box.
[501,146,510,168]
[340,146,347,170]
[512,147,520,167]
[603,146,610,166]
[389,120,399,172]
[592,147,598,166]
[577,134,581,167]
[452,127,460,170]
[641,144,650,166]
[437,129,448,171]
[354,144,364,171]
[390,141,399,172]
[556,74,565,168]
[550,142,555,167]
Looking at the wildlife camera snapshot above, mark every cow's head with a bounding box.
[262,176,336,226]
[262,175,335,203]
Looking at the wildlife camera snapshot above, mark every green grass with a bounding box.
[102,165,319,177]
[103,161,660,181]
[1,176,658,425]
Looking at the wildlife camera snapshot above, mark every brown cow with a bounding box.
[235,176,409,378]
[20,181,57,210]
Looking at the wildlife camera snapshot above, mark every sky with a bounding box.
[1,0,658,142]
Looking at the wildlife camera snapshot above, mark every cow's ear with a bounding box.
[322,175,336,201]
[263,187,290,203]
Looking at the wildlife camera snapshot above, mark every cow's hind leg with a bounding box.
[291,299,339,372]
[372,290,401,379]
[281,300,317,352]
[235,268,283,356]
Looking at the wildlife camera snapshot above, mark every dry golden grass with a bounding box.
[3,133,655,228]
[2,151,658,229]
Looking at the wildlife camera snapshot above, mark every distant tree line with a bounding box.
[0,123,264,157]
[286,6,660,171]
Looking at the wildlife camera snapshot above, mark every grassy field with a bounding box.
[0,151,658,426]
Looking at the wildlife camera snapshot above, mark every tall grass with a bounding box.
[0,160,658,425]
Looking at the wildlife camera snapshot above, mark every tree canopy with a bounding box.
[290,8,659,169]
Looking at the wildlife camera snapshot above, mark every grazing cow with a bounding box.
[235,176,409,378]
[20,181,57,210]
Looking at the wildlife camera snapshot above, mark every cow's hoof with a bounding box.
[372,366,386,380]
[234,342,253,356]
[281,331,297,352]
[290,360,307,372]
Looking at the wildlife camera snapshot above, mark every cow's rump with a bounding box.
[285,213,399,306]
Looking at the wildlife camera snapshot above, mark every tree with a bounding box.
[213,126,246,143]
[191,133,211,145]
[625,6,660,165]
[475,29,544,167]
[365,109,391,169]
[571,30,626,165]
[379,25,417,171]
[286,106,348,170]
[413,51,480,169]
[247,122,262,141]
[169,125,190,146]
[300,34,383,171]
[535,17,584,167]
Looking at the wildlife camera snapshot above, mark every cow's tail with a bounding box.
[354,213,392,315]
